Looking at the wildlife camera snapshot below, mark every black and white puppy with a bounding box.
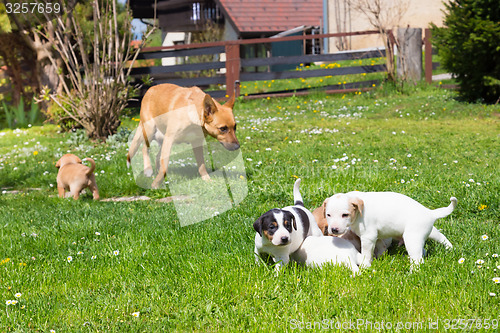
[253,178,323,271]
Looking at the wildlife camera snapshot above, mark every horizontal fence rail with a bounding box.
[239,64,386,82]
[240,49,386,67]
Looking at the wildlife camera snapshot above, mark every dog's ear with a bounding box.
[322,198,329,218]
[350,197,364,217]
[203,94,217,122]
[291,215,297,231]
[225,93,235,109]
[253,217,263,236]
[55,160,61,168]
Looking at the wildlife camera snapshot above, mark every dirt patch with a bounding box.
[102,195,191,203]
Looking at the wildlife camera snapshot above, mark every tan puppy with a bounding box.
[127,84,239,189]
[313,205,392,258]
[56,154,99,200]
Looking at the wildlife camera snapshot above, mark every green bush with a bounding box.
[431,0,500,103]
[43,98,80,131]
[1,96,41,129]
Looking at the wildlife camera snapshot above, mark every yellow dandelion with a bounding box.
[478,204,488,210]
[33,151,38,156]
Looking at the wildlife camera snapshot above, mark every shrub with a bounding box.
[43,97,80,131]
[431,0,500,103]
[1,96,41,129]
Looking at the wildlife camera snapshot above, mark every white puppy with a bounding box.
[254,179,323,271]
[323,192,456,268]
[294,236,362,275]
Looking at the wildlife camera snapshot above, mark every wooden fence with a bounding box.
[130,29,439,100]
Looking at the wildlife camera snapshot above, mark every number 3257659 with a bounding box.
[5,2,61,14]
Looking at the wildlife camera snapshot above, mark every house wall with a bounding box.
[327,0,446,52]
[162,32,190,66]
[223,22,239,41]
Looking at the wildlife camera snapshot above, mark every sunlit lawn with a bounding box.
[0,83,498,331]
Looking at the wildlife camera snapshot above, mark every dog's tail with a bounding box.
[83,158,96,176]
[293,178,304,206]
[432,197,457,220]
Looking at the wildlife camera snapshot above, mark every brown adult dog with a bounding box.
[127,83,239,189]
[56,154,99,200]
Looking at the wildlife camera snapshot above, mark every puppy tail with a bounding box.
[293,178,304,206]
[432,197,457,220]
[82,158,96,176]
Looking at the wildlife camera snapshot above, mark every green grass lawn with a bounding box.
[0,83,498,332]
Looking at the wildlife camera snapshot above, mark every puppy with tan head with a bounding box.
[323,191,456,269]
[127,83,239,189]
[312,205,393,258]
[56,154,99,200]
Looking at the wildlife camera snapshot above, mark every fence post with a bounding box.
[225,43,240,98]
[424,28,433,84]
[397,27,422,82]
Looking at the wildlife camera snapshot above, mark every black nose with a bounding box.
[281,236,289,243]
[330,227,339,234]
[221,142,240,151]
